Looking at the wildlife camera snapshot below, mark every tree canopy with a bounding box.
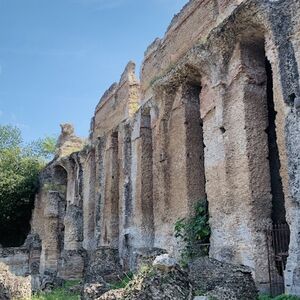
[0,125,56,247]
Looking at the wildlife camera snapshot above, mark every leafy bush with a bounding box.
[174,200,210,261]
[0,125,56,246]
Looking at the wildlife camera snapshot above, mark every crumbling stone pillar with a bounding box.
[58,157,85,280]
[82,149,97,250]
[139,109,154,245]
[118,123,134,269]
[285,110,300,295]
[201,75,229,257]
[264,3,300,294]
[40,192,61,274]
[100,131,120,248]
[208,41,273,291]
[95,137,106,247]
[153,87,180,252]
[63,157,84,251]
[64,204,83,251]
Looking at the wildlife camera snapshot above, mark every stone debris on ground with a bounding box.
[0,262,31,300]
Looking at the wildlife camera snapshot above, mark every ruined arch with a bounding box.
[53,165,68,188]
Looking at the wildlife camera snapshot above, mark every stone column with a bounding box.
[95,137,106,247]
[63,157,83,251]
[118,123,135,268]
[40,191,60,274]
[82,149,96,250]
[59,157,85,280]
[139,109,155,246]
[100,131,120,248]
[63,204,83,251]
[207,42,272,291]
[285,109,300,295]
[152,86,182,253]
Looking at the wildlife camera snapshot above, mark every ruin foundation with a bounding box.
[1,0,300,296]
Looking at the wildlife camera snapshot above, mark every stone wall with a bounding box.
[0,248,30,276]
[2,0,299,296]
[0,235,41,290]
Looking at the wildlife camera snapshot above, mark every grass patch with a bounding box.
[259,295,300,300]
[32,280,81,300]
[109,272,134,290]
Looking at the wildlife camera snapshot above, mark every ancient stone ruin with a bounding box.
[1,0,300,298]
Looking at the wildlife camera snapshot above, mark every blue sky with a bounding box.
[0,0,187,142]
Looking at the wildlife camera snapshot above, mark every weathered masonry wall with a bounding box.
[2,0,299,296]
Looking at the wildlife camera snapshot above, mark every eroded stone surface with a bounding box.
[84,248,122,284]
[83,282,109,300]
[0,262,31,300]
[1,0,300,297]
[152,254,178,272]
[98,266,193,300]
[189,257,258,300]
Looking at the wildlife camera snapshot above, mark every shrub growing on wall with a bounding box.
[0,125,56,247]
[174,200,210,262]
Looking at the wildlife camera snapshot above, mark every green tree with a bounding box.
[0,125,22,150]
[0,125,56,246]
[25,136,57,160]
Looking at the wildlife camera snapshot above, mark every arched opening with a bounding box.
[53,165,68,187]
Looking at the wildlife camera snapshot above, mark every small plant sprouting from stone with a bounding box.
[110,272,134,290]
[139,264,156,278]
[174,200,210,262]
[194,289,206,296]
